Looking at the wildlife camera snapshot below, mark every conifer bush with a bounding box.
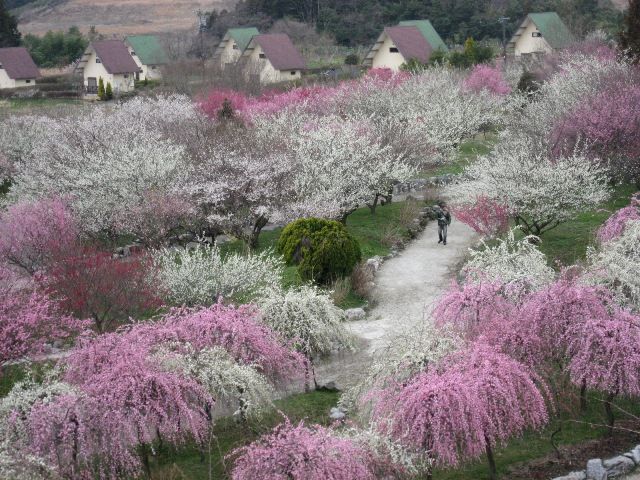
[277,218,361,285]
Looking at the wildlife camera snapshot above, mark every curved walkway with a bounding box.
[315,218,477,389]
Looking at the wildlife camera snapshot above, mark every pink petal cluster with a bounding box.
[0,196,80,275]
[198,88,250,119]
[453,195,510,237]
[596,195,640,243]
[463,64,511,96]
[372,343,549,467]
[230,419,401,480]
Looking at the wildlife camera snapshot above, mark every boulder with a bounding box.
[625,445,640,464]
[366,256,383,272]
[344,308,366,321]
[185,242,201,250]
[553,472,587,480]
[329,407,346,421]
[586,459,607,480]
[602,455,635,477]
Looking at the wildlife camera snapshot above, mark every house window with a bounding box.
[259,53,266,59]
[291,70,297,75]
[532,31,542,37]
[0,64,3,69]
[151,66,156,70]
[390,47,399,53]
[96,57,102,63]
[124,74,129,78]
[232,44,238,50]
[131,51,136,56]
[25,79,31,83]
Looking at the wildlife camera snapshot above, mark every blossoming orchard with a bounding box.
[2,30,640,480]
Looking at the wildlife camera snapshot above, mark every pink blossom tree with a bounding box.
[596,194,640,243]
[463,64,512,96]
[230,419,404,480]
[198,89,250,120]
[453,196,510,238]
[372,343,549,479]
[565,308,640,428]
[0,196,80,275]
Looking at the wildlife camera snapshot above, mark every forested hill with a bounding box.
[211,0,624,46]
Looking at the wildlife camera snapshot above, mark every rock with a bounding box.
[178,233,195,243]
[603,455,635,477]
[626,445,640,464]
[215,235,231,245]
[366,256,383,272]
[345,308,366,321]
[553,472,587,480]
[586,459,607,480]
[329,407,346,421]
[185,242,201,250]
[53,339,64,349]
[322,382,337,391]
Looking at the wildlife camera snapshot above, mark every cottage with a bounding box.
[214,27,260,67]
[241,34,306,85]
[508,12,573,57]
[125,35,168,81]
[75,40,140,96]
[363,26,433,71]
[398,20,448,52]
[0,47,39,89]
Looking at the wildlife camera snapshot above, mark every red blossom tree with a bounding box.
[372,343,549,479]
[596,194,640,243]
[42,248,162,333]
[463,64,511,96]
[452,196,510,238]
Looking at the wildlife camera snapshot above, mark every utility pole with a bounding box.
[499,16,510,68]
[196,10,208,83]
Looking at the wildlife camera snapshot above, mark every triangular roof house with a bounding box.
[214,27,260,66]
[508,12,574,56]
[363,26,433,71]
[75,40,140,96]
[0,47,39,88]
[399,20,448,52]
[125,35,168,80]
[241,33,306,84]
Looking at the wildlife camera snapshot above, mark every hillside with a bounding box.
[16,0,237,36]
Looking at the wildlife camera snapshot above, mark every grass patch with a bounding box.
[420,134,497,178]
[151,389,340,479]
[533,183,637,267]
[3,98,82,110]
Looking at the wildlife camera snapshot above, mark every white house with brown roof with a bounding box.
[0,47,39,89]
[364,26,433,71]
[75,40,140,96]
[214,27,260,67]
[240,33,305,85]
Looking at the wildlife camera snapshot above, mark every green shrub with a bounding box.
[344,53,360,65]
[517,70,541,95]
[97,77,105,100]
[105,82,113,100]
[277,218,362,285]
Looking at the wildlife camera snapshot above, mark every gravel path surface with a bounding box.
[315,218,478,389]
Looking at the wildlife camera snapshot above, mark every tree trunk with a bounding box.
[247,216,268,250]
[485,436,497,480]
[140,444,151,479]
[605,392,616,434]
[368,194,380,215]
[580,380,588,413]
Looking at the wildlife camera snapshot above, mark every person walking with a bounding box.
[436,203,451,245]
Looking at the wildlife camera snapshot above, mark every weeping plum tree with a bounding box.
[372,343,549,480]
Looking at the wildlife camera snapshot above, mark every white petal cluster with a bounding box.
[152,243,283,306]
[588,220,640,311]
[463,229,554,290]
[258,285,354,357]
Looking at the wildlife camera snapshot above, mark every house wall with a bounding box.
[371,34,407,71]
[514,21,553,56]
[82,49,135,95]
[221,38,242,66]
[128,48,163,81]
[0,69,36,89]
[244,43,301,84]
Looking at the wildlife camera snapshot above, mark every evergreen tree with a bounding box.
[97,77,105,100]
[217,98,235,121]
[0,0,21,48]
[105,82,113,100]
[619,0,640,63]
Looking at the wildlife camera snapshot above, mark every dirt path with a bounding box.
[315,218,478,389]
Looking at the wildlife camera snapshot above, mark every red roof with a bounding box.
[253,34,306,71]
[0,47,39,80]
[92,40,140,74]
[385,26,433,64]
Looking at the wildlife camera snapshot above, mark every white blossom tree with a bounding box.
[453,135,611,235]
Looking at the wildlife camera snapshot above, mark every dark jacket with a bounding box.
[437,209,451,227]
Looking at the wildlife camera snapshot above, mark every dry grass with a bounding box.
[330,277,351,306]
[350,262,374,299]
[397,198,422,229]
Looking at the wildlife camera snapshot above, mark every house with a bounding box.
[75,40,140,96]
[125,35,168,81]
[398,20,448,52]
[508,12,574,57]
[240,33,306,84]
[214,27,260,67]
[0,47,39,89]
[363,26,433,71]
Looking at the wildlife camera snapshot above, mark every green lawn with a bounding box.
[1,98,83,110]
[532,183,638,267]
[151,390,341,479]
[422,134,496,178]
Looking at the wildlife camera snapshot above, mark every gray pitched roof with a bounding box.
[0,47,39,80]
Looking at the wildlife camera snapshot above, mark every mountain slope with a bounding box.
[17,0,237,36]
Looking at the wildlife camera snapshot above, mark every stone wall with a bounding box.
[553,446,640,480]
